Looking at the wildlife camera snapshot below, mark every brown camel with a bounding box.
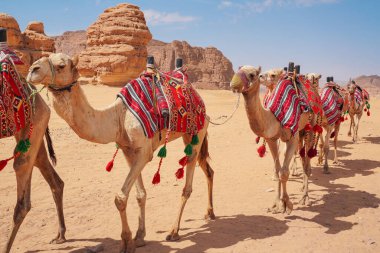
[230,65,315,211]
[26,53,215,253]
[317,77,349,173]
[347,81,365,143]
[1,61,66,253]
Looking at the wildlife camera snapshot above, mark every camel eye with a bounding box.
[271,74,275,78]
[58,63,66,69]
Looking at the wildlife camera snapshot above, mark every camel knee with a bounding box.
[182,188,193,199]
[115,194,128,211]
[136,191,146,207]
[13,200,31,224]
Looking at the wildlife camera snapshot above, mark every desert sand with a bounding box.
[0,85,379,253]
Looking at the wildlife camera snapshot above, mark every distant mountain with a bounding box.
[354,75,380,97]
[54,30,86,57]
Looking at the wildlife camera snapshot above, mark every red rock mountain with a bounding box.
[54,30,86,57]
[76,3,152,86]
[147,39,234,90]
[354,75,380,97]
[0,13,55,77]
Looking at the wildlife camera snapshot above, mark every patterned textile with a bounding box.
[0,55,31,139]
[354,88,363,105]
[362,89,369,101]
[117,71,206,138]
[266,77,308,135]
[321,84,343,125]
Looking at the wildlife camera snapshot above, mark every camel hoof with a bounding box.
[166,232,180,241]
[134,237,146,248]
[323,170,331,174]
[50,238,66,244]
[299,195,311,206]
[284,199,293,214]
[267,199,286,214]
[120,239,136,253]
[204,209,216,220]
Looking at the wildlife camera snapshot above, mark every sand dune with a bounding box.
[0,86,379,253]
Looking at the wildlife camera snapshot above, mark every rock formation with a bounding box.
[54,30,86,57]
[354,75,380,97]
[77,3,152,86]
[0,13,55,77]
[148,39,234,89]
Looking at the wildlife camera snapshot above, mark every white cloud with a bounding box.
[144,9,198,26]
[218,0,339,13]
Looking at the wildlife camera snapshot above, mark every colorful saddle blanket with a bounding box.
[266,76,309,135]
[0,55,31,139]
[117,71,206,138]
[321,84,343,125]
[354,88,363,105]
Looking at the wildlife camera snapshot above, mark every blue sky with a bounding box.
[2,0,379,81]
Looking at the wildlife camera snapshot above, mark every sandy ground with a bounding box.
[1,86,379,253]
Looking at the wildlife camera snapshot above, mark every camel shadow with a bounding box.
[25,215,288,253]
[166,214,289,253]
[290,184,380,234]
[362,136,380,144]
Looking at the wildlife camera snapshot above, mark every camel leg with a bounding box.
[133,174,147,248]
[348,114,353,137]
[299,131,313,206]
[197,134,215,220]
[323,126,332,174]
[354,113,362,142]
[278,135,298,214]
[351,115,356,143]
[34,143,66,244]
[3,158,33,253]
[166,130,207,241]
[265,139,282,214]
[332,123,340,164]
[291,132,303,176]
[116,147,151,253]
[318,133,324,165]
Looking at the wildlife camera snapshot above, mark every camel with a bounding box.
[1,60,66,252]
[230,65,315,211]
[317,77,349,173]
[26,53,215,253]
[347,81,365,143]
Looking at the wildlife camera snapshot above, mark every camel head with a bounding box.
[27,53,78,89]
[347,81,356,94]
[305,73,322,88]
[261,68,284,91]
[230,65,261,93]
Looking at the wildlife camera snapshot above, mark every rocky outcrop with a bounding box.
[147,39,234,89]
[0,13,55,77]
[54,30,86,57]
[77,3,152,86]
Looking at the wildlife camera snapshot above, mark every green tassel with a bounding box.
[367,103,370,109]
[191,135,199,145]
[184,144,193,156]
[157,146,167,158]
[16,139,31,154]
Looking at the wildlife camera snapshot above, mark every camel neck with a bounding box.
[243,86,278,138]
[51,84,122,144]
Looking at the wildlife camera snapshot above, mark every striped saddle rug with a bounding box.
[321,84,344,125]
[266,77,309,135]
[0,56,32,140]
[117,70,206,138]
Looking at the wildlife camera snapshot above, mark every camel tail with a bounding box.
[45,126,57,166]
[198,132,211,169]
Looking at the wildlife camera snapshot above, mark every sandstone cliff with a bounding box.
[0,13,55,77]
[77,3,152,86]
[148,39,234,90]
[54,30,86,57]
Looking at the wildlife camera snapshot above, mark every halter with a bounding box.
[47,57,77,92]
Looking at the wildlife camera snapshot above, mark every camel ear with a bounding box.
[71,55,79,67]
[257,66,262,74]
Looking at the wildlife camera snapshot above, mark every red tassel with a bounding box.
[364,108,367,112]
[178,156,188,166]
[330,131,335,139]
[0,160,8,171]
[307,148,317,158]
[345,116,348,120]
[257,145,266,157]
[313,125,323,134]
[304,123,312,131]
[255,136,260,144]
[152,170,161,184]
[175,168,184,179]
[299,146,305,158]
[340,116,345,122]
[367,110,370,116]
[105,160,114,172]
